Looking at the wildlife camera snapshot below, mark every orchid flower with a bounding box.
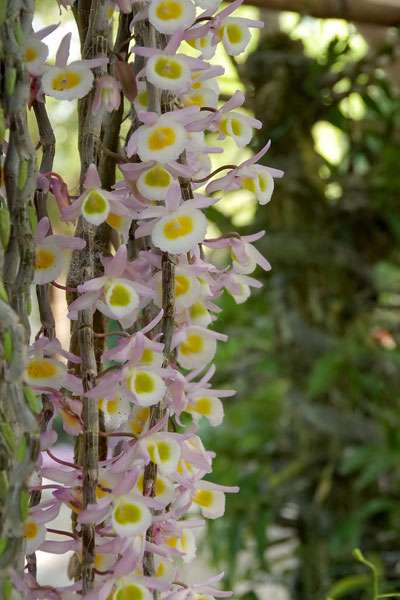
[33,216,86,285]
[41,33,108,101]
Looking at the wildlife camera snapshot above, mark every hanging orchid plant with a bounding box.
[0,0,282,598]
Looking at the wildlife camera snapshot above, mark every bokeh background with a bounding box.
[32,1,400,598]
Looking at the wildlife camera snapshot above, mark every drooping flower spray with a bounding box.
[0,0,283,597]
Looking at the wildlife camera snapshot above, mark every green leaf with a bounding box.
[0,537,8,556]
[0,471,8,504]
[0,0,7,25]
[17,160,28,191]
[17,436,27,462]
[2,331,12,362]
[6,68,16,96]
[28,204,37,233]
[3,578,12,600]
[13,20,23,45]
[0,107,5,146]
[353,548,379,598]
[0,282,8,302]
[19,489,29,522]
[0,422,16,453]
[0,207,10,249]
[23,385,39,414]
[307,352,343,398]
[326,574,371,598]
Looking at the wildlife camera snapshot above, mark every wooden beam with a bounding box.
[243,0,400,27]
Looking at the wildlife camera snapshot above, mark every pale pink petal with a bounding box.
[34,217,50,243]
[84,163,101,189]
[55,33,71,68]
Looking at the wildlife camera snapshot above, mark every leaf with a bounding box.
[307,352,343,398]
[326,574,371,598]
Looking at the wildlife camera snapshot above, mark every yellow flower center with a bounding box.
[25,47,37,62]
[108,284,131,307]
[106,213,123,229]
[141,349,153,363]
[115,584,144,600]
[114,501,141,525]
[51,70,82,91]
[184,94,204,107]
[231,118,242,136]
[134,372,155,394]
[258,173,267,192]
[156,562,165,577]
[148,127,176,151]
[190,301,207,319]
[25,521,38,539]
[242,177,255,193]
[154,57,182,80]
[83,190,107,215]
[194,489,213,507]
[175,275,190,297]
[106,397,119,414]
[97,479,109,499]
[143,166,171,188]
[163,215,193,240]
[27,359,57,379]
[148,441,170,463]
[138,90,148,107]
[193,397,211,415]
[35,248,55,271]
[156,0,182,21]
[180,334,203,356]
[227,24,242,44]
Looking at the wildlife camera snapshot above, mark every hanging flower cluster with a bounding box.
[1,0,283,598]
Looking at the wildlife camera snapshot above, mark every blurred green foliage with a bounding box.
[203,21,400,600]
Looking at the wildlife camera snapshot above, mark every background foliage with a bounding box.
[30,5,400,599]
[203,14,400,600]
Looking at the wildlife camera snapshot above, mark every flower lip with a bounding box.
[152,206,207,254]
[148,0,196,35]
[41,65,94,101]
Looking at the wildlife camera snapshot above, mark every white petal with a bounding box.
[25,357,68,390]
[152,207,207,254]
[134,82,148,113]
[146,436,181,475]
[154,268,200,313]
[192,489,225,519]
[229,275,251,304]
[154,555,176,582]
[81,189,110,226]
[221,18,251,56]
[148,0,196,35]
[25,521,46,554]
[25,38,49,74]
[147,55,191,92]
[220,113,252,147]
[99,390,131,429]
[188,301,212,327]
[104,278,140,319]
[137,165,172,202]
[126,368,166,407]
[136,472,175,507]
[166,528,196,562]
[111,496,152,537]
[188,395,224,426]
[114,580,153,600]
[137,118,187,163]
[41,65,94,101]
[34,244,66,285]
[231,244,256,275]
[177,327,216,370]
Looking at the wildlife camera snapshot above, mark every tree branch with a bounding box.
[241,0,400,27]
